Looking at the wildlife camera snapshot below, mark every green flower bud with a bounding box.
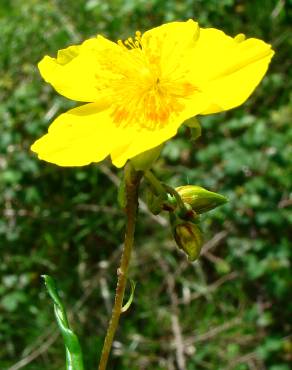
[175,185,228,214]
[173,221,203,261]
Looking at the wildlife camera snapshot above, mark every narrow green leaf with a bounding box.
[42,275,85,370]
[121,279,136,313]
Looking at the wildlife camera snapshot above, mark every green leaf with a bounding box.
[121,279,136,313]
[42,275,85,370]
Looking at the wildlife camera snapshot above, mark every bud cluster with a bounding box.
[145,179,228,261]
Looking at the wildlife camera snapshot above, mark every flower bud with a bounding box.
[173,221,203,261]
[175,185,228,214]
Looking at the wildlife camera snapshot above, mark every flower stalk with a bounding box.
[98,163,142,370]
[144,170,188,214]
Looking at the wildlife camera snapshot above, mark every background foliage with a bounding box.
[0,0,291,369]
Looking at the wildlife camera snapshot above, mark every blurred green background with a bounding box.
[0,0,291,369]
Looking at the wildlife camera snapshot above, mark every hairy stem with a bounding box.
[98,163,142,370]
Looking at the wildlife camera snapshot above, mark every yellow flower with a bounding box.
[31,20,274,168]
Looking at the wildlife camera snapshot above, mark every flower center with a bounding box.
[96,31,197,131]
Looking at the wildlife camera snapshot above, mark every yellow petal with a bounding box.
[141,20,200,77]
[31,102,135,167]
[201,53,273,114]
[188,28,274,113]
[38,35,120,102]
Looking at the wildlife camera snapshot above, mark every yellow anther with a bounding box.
[117,31,143,50]
[234,33,246,43]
